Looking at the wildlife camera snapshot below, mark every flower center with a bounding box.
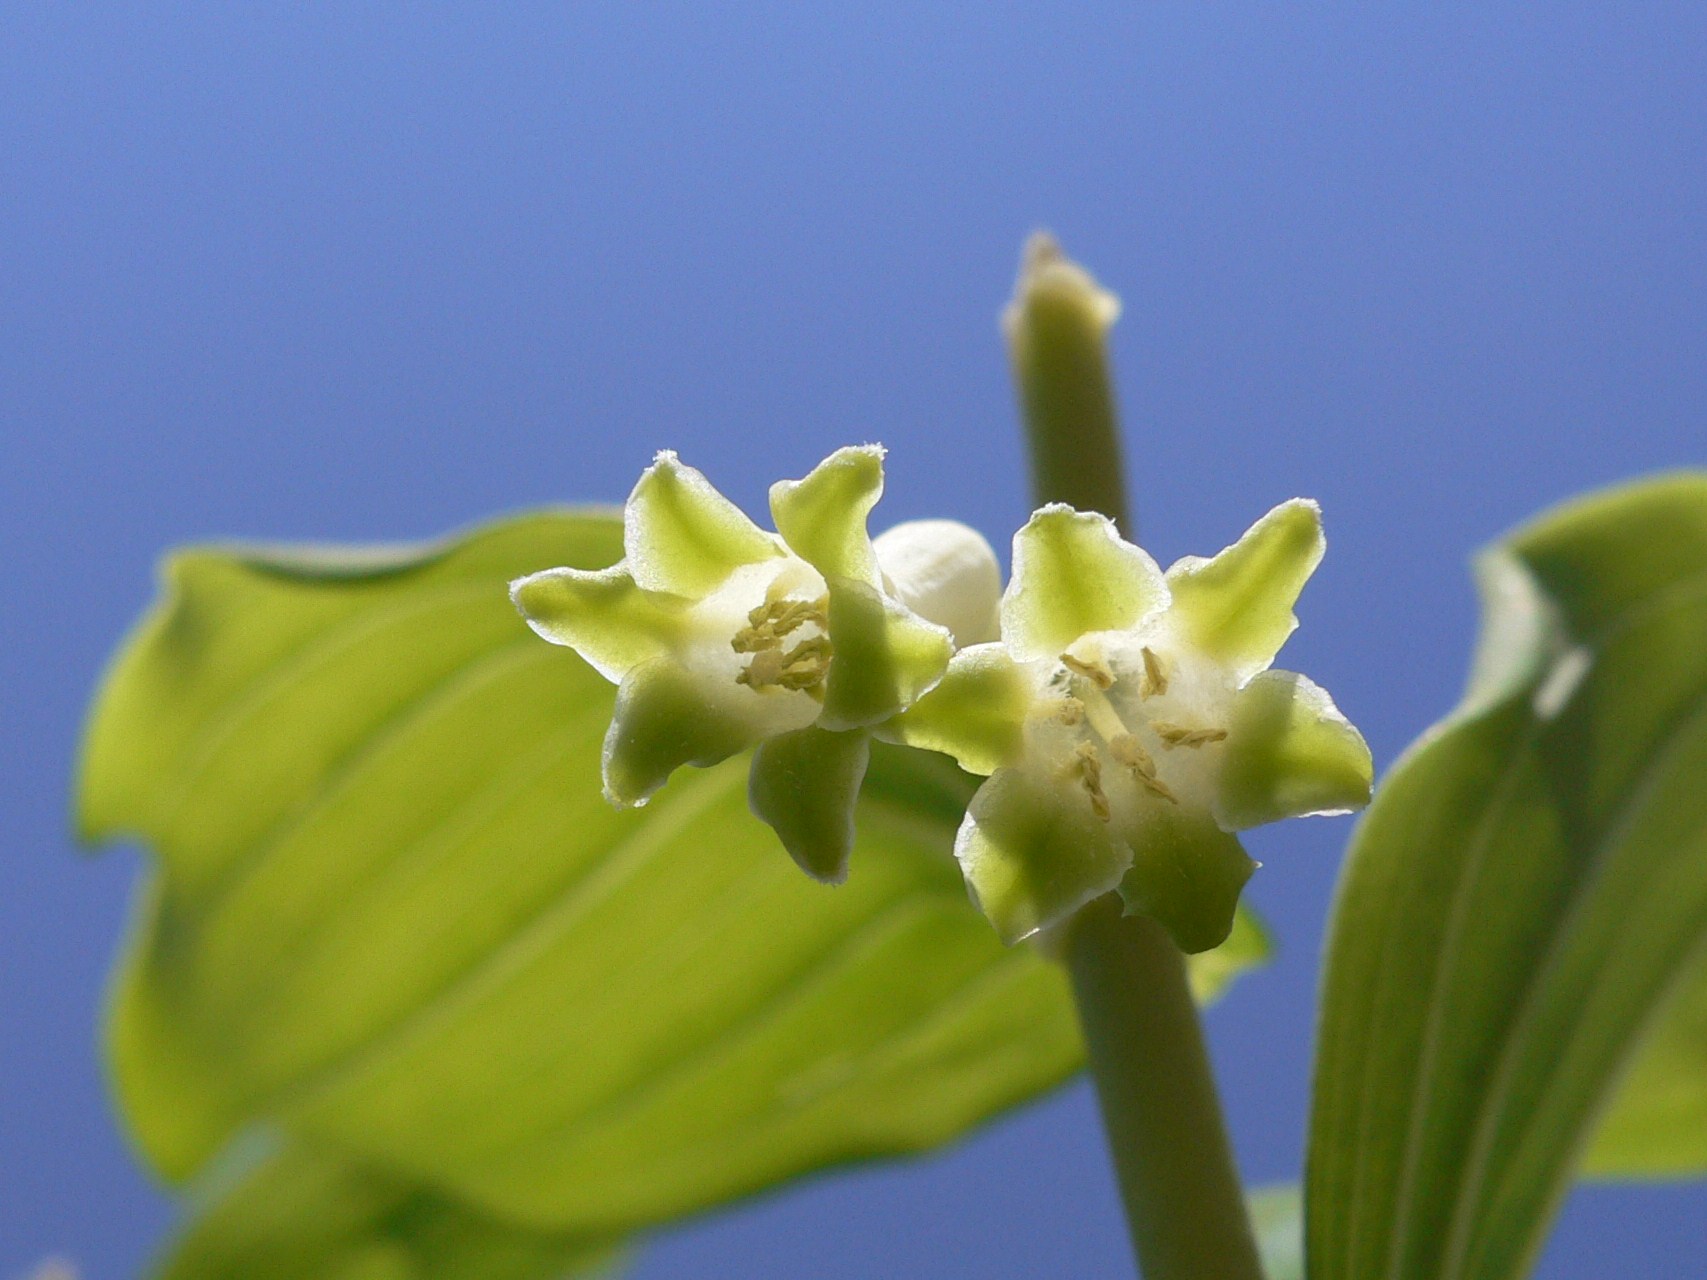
[731,592,833,695]
[1048,642,1229,822]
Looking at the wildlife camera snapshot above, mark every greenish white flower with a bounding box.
[887,500,1373,952]
[511,446,991,883]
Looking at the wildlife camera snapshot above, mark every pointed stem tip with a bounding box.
[1003,231,1131,534]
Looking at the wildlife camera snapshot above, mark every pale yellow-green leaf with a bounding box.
[156,1138,622,1280]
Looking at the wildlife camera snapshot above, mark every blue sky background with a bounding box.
[3,4,1704,1276]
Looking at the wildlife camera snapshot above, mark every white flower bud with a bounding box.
[873,519,1002,648]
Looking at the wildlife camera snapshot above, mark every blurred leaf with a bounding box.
[1307,473,1707,1280]
[1248,1184,1303,1280]
[80,509,1266,1240]
[157,1138,622,1280]
[1582,960,1707,1178]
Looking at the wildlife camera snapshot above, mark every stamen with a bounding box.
[1140,774,1177,803]
[1061,653,1115,690]
[733,596,830,660]
[730,626,777,654]
[1109,733,1156,778]
[1073,742,1111,821]
[1139,646,1168,698]
[1152,723,1229,749]
[774,636,833,691]
[1110,732,1177,804]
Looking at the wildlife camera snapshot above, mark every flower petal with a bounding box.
[1117,806,1257,954]
[769,444,886,584]
[1215,669,1373,830]
[880,643,1032,777]
[817,577,954,732]
[748,726,872,884]
[601,657,770,806]
[509,564,688,683]
[1165,498,1324,677]
[625,451,782,596]
[955,766,1133,945]
[1002,505,1167,662]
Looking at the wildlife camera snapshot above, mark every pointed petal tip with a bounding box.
[626,452,779,595]
[810,442,888,479]
[507,568,543,610]
[600,780,652,810]
[1013,503,1126,549]
[769,446,890,584]
[1026,500,1093,522]
[1163,499,1327,676]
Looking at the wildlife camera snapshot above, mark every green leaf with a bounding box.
[156,1138,622,1280]
[79,508,1267,1243]
[1307,472,1707,1280]
[1581,959,1707,1178]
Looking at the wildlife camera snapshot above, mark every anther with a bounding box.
[1109,733,1156,778]
[1152,723,1228,749]
[1110,732,1177,804]
[1139,646,1168,698]
[1073,742,1111,821]
[1055,697,1086,726]
[733,596,830,658]
[1061,653,1114,690]
[1140,774,1177,803]
[773,636,833,691]
[730,626,776,654]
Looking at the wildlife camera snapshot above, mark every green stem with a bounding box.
[1064,898,1265,1280]
[1008,233,1261,1278]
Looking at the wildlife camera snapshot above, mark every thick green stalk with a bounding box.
[1004,232,1131,536]
[1065,899,1265,1280]
[1008,233,1262,1280]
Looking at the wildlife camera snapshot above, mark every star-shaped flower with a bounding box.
[886,500,1372,951]
[510,446,988,883]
